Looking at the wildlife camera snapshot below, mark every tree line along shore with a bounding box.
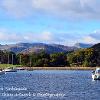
[0,47,100,70]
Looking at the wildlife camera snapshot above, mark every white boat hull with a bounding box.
[3,69,17,72]
[92,68,100,80]
[0,71,5,75]
[92,74,100,80]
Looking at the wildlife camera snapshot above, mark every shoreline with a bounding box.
[17,67,97,70]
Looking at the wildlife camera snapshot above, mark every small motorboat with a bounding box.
[92,68,100,80]
[3,68,17,72]
[0,70,5,75]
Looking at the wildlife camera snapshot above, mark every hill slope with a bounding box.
[74,43,93,48]
[91,43,100,51]
[0,43,77,54]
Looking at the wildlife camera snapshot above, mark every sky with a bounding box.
[0,0,100,46]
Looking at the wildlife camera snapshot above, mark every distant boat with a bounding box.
[0,70,5,75]
[92,68,100,80]
[16,67,25,70]
[3,68,17,72]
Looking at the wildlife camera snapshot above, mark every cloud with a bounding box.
[1,0,33,18]
[0,30,23,42]
[24,31,53,42]
[82,36,97,44]
[0,28,100,45]
[1,0,100,19]
[0,28,82,45]
[82,30,100,44]
[0,29,53,43]
[90,30,100,40]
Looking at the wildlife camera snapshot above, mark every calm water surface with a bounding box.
[0,70,100,100]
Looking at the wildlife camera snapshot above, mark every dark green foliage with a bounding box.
[31,52,50,67]
[17,52,69,67]
[50,52,67,67]
[67,48,100,67]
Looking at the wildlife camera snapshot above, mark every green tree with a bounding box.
[31,51,50,67]
[50,52,67,67]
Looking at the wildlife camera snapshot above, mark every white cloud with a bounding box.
[0,31,23,42]
[23,31,53,42]
[90,30,100,40]
[0,28,100,45]
[0,29,53,43]
[1,0,100,19]
[80,30,100,44]
[1,0,33,18]
[0,28,79,45]
[82,36,96,44]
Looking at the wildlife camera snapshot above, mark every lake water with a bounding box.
[0,70,100,100]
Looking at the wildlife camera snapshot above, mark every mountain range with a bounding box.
[74,43,94,48]
[0,42,94,54]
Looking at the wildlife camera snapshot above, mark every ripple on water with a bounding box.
[0,70,100,100]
